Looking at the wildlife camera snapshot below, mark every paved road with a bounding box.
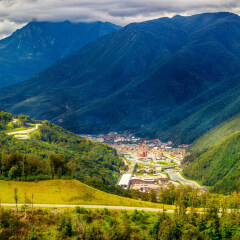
[1,203,174,213]
[166,169,202,189]
[127,163,136,174]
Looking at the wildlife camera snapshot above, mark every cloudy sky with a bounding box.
[0,0,239,39]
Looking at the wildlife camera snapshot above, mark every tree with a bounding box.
[14,188,18,213]
[149,190,157,203]
[49,154,66,178]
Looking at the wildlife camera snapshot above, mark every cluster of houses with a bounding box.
[82,131,138,144]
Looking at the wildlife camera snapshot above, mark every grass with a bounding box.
[0,180,175,209]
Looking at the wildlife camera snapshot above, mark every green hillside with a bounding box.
[0,111,124,191]
[0,179,171,208]
[183,131,240,193]
[191,113,240,151]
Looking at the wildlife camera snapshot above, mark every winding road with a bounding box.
[6,124,41,139]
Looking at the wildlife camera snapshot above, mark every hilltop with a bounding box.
[0,111,124,192]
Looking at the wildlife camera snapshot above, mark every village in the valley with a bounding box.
[82,131,206,192]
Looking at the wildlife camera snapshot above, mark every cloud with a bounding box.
[0,0,240,38]
[0,19,25,39]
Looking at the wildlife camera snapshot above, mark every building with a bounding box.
[130,176,170,186]
[130,177,158,185]
[118,174,132,189]
[138,151,147,158]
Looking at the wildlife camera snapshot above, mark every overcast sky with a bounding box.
[0,0,239,39]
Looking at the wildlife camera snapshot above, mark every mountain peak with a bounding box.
[0,20,121,87]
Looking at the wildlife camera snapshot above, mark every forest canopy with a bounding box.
[0,112,124,190]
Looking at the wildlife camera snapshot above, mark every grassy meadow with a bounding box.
[0,180,174,209]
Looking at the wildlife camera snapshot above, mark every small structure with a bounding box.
[155,166,162,173]
[159,178,170,184]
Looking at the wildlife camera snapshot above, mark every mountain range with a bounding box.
[0,21,121,87]
[1,12,240,144]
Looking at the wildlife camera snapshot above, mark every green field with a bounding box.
[0,180,174,209]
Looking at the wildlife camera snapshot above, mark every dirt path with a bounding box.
[1,203,174,212]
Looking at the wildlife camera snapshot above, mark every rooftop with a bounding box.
[118,174,132,186]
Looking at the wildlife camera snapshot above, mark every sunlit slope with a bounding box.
[0,180,173,208]
[183,131,240,193]
[191,113,240,152]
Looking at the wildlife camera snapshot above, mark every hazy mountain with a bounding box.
[1,12,240,141]
[0,21,121,87]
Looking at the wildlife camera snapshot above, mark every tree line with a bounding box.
[1,198,240,239]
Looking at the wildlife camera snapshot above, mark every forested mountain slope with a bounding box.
[183,131,240,193]
[0,112,124,190]
[140,74,240,144]
[0,21,121,87]
[1,13,240,143]
[191,112,240,152]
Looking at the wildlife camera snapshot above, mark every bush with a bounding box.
[75,207,88,214]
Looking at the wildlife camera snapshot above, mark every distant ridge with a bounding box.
[0,21,121,87]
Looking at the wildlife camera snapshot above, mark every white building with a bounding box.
[118,174,132,189]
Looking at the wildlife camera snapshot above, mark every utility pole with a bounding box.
[32,193,34,215]
[14,188,18,213]
[162,203,165,218]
